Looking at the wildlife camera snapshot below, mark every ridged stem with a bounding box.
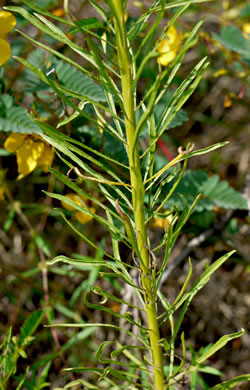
[113,2,165,389]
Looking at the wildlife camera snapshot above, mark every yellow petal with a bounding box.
[4,133,25,152]
[165,25,179,47]
[61,193,91,212]
[61,193,79,211]
[242,23,250,38]
[52,8,65,17]
[37,144,54,172]
[152,217,169,229]
[0,11,16,34]
[0,187,5,201]
[151,210,174,229]
[31,141,44,160]
[75,207,95,224]
[16,140,38,176]
[157,39,171,54]
[0,38,11,66]
[222,0,230,10]
[158,49,177,66]
[224,95,232,108]
[214,68,227,78]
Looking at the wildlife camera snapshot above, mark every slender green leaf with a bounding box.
[84,293,147,331]
[163,250,236,320]
[92,286,145,312]
[19,310,44,347]
[45,323,147,346]
[195,329,245,365]
[210,374,250,390]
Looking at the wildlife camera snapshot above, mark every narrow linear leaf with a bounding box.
[195,329,245,365]
[45,323,147,346]
[210,374,250,390]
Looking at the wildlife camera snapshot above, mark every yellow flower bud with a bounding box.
[0,11,16,35]
[0,38,11,66]
[0,11,16,66]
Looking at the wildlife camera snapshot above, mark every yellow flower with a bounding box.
[213,68,228,78]
[0,11,16,34]
[0,186,5,201]
[157,25,181,66]
[0,11,16,66]
[61,193,96,224]
[4,133,54,179]
[242,23,250,39]
[0,39,11,66]
[224,94,232,108]
[151,211,174,230]
[52,8,65,17]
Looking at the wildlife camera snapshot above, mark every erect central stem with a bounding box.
[112,2,165,389]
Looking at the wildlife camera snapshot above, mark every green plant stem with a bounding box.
[113,2,165,389]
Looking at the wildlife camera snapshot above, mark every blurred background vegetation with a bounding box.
[0,0,249,389]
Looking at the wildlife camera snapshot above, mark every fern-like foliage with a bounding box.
[162,170,248,211]
[25,49,106,101]
[212,26,250,60]
[55,61,106,101]
[0,101,42,135]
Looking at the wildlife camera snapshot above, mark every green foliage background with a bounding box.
[0,1,249,389]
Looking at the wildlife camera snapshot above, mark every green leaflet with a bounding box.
[0,105,42,135]
[19,310,44,347]
[162,170,248,212]
[53,60,106,102]
[212,26,250,59]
